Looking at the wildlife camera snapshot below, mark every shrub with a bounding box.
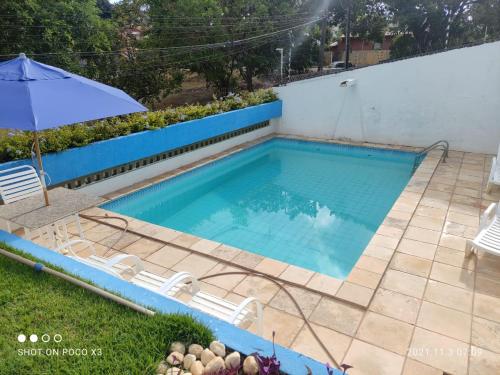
[0,89,278,163]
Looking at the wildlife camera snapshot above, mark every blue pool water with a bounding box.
[102,138,417,279]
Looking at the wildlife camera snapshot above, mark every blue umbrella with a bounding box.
[0,53,147,205]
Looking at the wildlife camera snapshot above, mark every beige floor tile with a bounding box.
[209,244,241,262]
[390,253,432,277]
[474,293,500,323]
[306,273,343,295]
[420,197,449,210]
[397,239,437,260]
[279,265,314,285]
[121,238,163,258]
[232,251,265,268]
[476,252,500,278]
[145,245,191,268]
[448,202,480,216]
[171,253,219,278]
[424,279,473,313]
[335,282,373,307]
[409,215,444,231]
[417,301,471,342]
[404,226,441,245]
[189,238,221,254]
[475,273,500,299]
[402,358,443,375]
[291,324,352,365]
[203,263,246,290]
[354,255,388,274]
[248,306,304,347]
[434,246,475,270]
[85,225,121,242]
[309,298,364,336]
[232,275,280,304]
[408,328,469,375]
[254,258,289,277]
[369,288,421,324]
[468,346,500,375]
[147,227,181,243]
[268,285,321,318]
[356,311,413,355]
[343,339,405,375]
[439,233,468,251]
[454,186,481,198]
[346,267,382,289]
[141,260,169,276]
[363,244,394,261]
[376,224,404,239]
[471,317,500,353]
[430,262,475,289]
[381,269,427,299]
[170,233,201,248]
[415,205,447,220]
[369,234,400,249]
[99,231,141,250]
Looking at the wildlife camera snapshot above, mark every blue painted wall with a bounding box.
[0,231,342,375]
[0,101,282,186]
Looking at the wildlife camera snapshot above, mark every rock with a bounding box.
[166,368,182,375]
[170,341,186,355]
[225,351,241,369]
[167,351,184,366]
[183,354,197,370]
[200,348,215,366]
[190,360,204,375]
[188,344,204,359]
[157,360,169,374]
[209,341,226,357]
[243,355,259,375]
[205,357,225,374]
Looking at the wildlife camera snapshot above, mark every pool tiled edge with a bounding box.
[94,134,442,308]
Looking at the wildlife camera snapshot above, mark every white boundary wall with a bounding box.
[274,41,500,154]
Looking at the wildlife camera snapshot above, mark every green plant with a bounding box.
[0,89,278,163]
[0,247,214,374]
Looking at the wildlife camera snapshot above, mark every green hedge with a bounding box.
[0,89,277,163]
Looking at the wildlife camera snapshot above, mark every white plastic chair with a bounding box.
[56,239,263,333]
[0,165,43,204]
[466,202,500,257]
[56,239,144,278]
[131,270,263,334]
[486,145,500,192]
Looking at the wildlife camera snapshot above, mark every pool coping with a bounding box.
[94,134,443,309]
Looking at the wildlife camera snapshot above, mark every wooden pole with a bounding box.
[33,132,50,206]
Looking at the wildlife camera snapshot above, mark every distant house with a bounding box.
[327,34,394,67]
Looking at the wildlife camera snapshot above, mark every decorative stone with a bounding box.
[201,348,215,365]
[166,368,182,375]
[183,353,197,370]
[205,357,225,373]
[167,351,184,366]
[170,341,186,355]
[243,355,259,375]
[157,360,169,374]
[188,344,204,359]
[209,341,226,357]
[225,351,241,369]
[190,360,204,375]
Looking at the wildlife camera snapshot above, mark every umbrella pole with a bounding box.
[33,132,50,206]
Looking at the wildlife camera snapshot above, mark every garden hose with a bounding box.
[82,213,341,369]
[0,247,155,317]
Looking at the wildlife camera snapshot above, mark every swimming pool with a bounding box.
[102,138,418,279]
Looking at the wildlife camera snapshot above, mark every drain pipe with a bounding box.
[0,248,155,317]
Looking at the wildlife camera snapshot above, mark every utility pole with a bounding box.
[344,2,351,70]
[276,48,284,84]
[318,16,327,72]
[288,30,293,82]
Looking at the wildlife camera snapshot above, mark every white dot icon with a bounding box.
[29,334,38,343]
[17,334,26,343]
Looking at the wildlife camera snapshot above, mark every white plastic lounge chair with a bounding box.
[466,202,500,257]
[0,165,43,204]
[56,239,144,278]
[131,270,264,335]
[56,239,263,333]
[486,145,500,193]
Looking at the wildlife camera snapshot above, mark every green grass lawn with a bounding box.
[0,251,214,374]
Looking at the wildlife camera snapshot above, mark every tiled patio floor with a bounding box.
[33,146,500,375]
